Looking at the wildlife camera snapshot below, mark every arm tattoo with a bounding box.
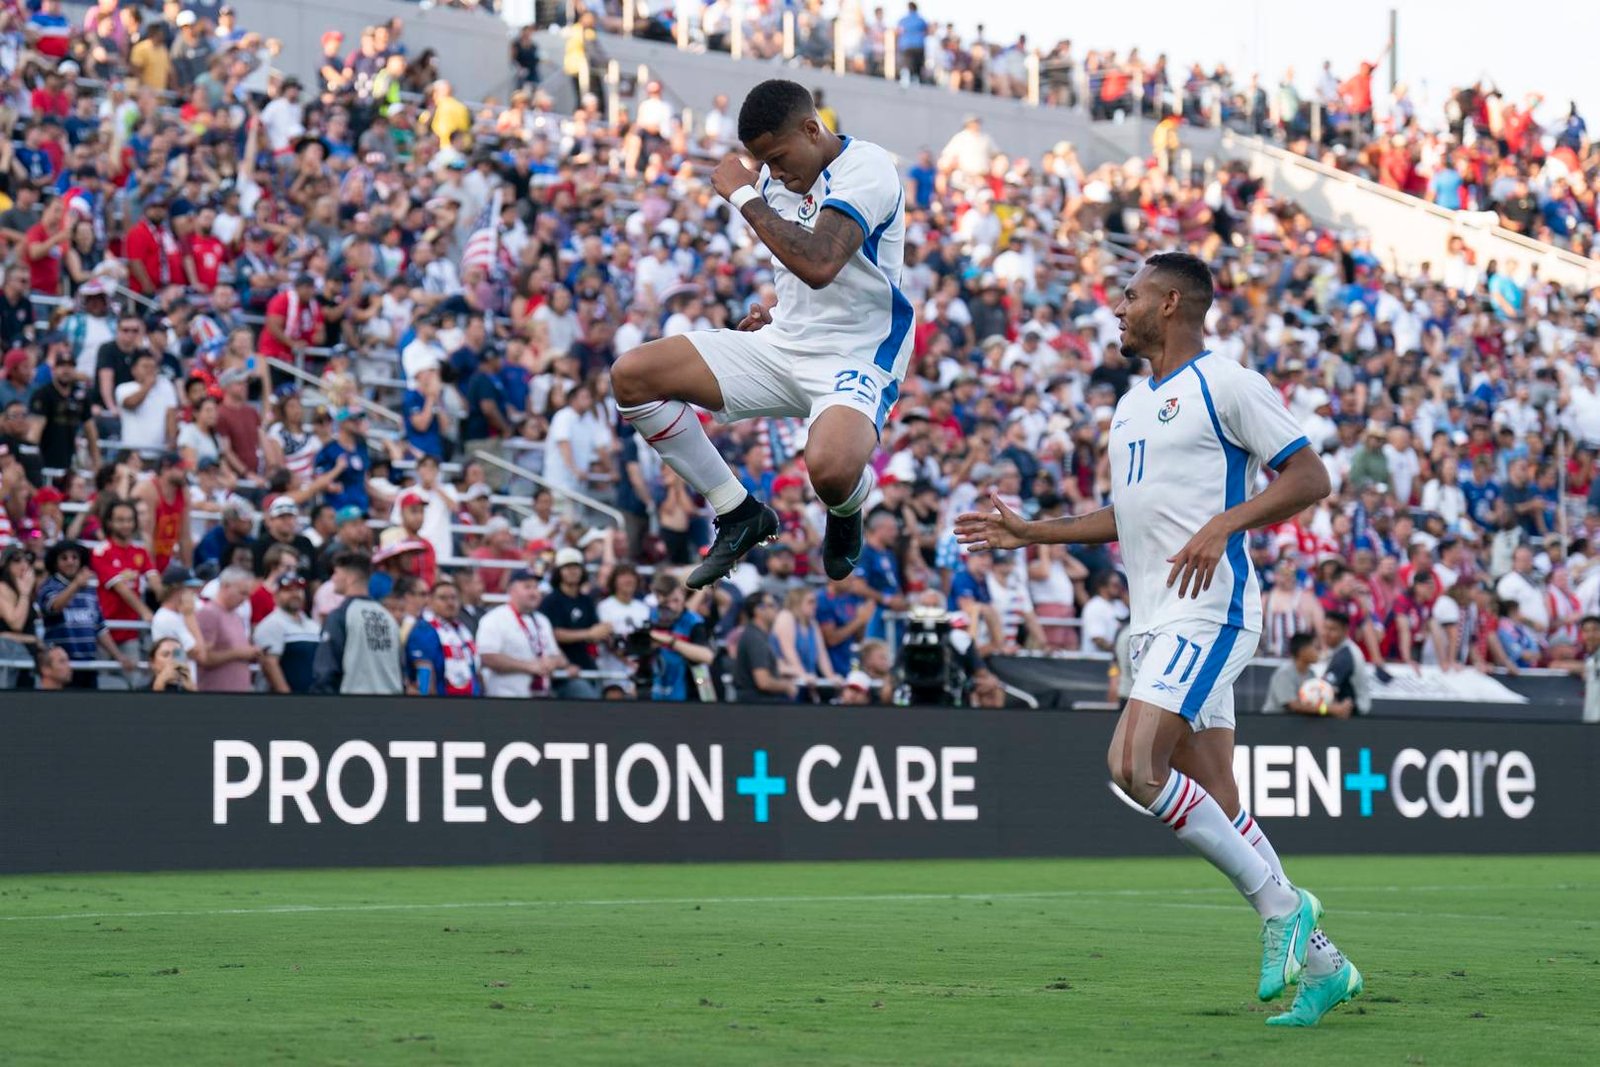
[740,201,864,287]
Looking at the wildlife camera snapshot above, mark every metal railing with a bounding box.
[471,448,624,528]
[263,357,403,425]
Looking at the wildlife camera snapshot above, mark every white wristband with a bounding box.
[728,185,761,212]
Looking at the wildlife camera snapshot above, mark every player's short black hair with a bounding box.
[1144,252,1215,316]
[1288,632,1316,658]
[738,79,816,144]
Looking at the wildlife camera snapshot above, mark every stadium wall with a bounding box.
[66,0,516,101]
[594,34,1143,168]
[1,694,1594,873]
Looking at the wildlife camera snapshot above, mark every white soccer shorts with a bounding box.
[683,328,900,434]
[1127,620,1259,730]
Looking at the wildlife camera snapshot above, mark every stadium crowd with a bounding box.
[1,2,1599,707]
[588,2,1599,257]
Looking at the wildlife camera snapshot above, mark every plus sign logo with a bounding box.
[736,749,788,823]
[1343,747,1388,817]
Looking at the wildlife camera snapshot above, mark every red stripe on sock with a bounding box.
[644,407,689,444]
[1162,777,1193,824]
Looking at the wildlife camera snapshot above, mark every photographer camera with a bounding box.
[637,572,715,701]
[897,590,1006,707]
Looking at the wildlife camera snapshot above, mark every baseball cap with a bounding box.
[845,670,874,693]
[278,572,308,588]
[554,547,584,570]
[176,11,196,28]
[335,505,366,524]
[267,497,299,519]
[460,483,492,501]
[398,491,427,509]
[507,568,540,585]
[162,563,202,588]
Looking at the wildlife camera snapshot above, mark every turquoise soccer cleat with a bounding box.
[1258,889,1322,1001]
[1266,961,1364,1027]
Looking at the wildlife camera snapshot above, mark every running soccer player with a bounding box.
[611,79,911,589]
[955,253,1361,1027]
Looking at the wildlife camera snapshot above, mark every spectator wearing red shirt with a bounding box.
[257,274,324,362]
[30,70,72,119]
[123,198,182,296]
[1381,571,1438,666]
[467,518,522,596]
[214,368,263,475]
[90,498,164,685]
[24,198,70,297]
[186,205,227,292]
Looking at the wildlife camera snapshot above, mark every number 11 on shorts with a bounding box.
[1163,634,1204,683]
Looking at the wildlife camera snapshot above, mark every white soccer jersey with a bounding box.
[755,136,912,382]
[1108,350,1311,636]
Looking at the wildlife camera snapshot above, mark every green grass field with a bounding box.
[1,855,1595,1066]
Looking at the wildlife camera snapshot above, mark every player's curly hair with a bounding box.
[737,79,816,144]
[1145,251,1215,314]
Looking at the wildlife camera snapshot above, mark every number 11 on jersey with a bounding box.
[1125,439,1147,485]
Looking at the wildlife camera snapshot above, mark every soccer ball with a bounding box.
[1297,677,1335,709]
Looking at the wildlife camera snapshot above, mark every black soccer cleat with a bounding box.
[686,501,780,589]
[821,509,864,582]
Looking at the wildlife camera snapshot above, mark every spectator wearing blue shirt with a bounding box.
[1426,161,1464,210]
[194,499,258,571]
[852,512,905,641]
[906,148,937,210]
[647,573,713,702]
[315,409,372,514]
[948,552,1003,649]
[448,316,488,382]
[817,578,871,677]
[401,368,445,459]
[36,540,121,687]
[735,440,775,502]
[1488,262,1525,321]
[461,347,513,459]
[896,2,930,82]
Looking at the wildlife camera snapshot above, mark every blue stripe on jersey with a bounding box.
[1148,348,1212,391]
[874,287,913,374]
[1179,625,1243,720]
[861,189,910,375]
[862,191,902,268]
[1192,364,1250,628]
[821,198,870,240]
[875,378,900,432]
[1269,436,1310,470]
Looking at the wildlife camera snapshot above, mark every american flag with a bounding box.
[763,417,804,470]
[460,188,502,275]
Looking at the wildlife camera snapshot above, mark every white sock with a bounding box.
[827,467,875,517]
[1305,929,1345,977]
[621,401,746,515]
[1233,807,1288,885]
[1150,771,1299,919]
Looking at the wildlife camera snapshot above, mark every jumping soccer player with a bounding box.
[954,252,1361,1027]
[611,79,911,589]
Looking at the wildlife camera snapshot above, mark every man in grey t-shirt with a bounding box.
[733,594,795,703]
[1263,632,1351,717]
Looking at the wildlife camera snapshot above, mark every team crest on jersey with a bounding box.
[1158,397,1181,423]
[797,194,818,222]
